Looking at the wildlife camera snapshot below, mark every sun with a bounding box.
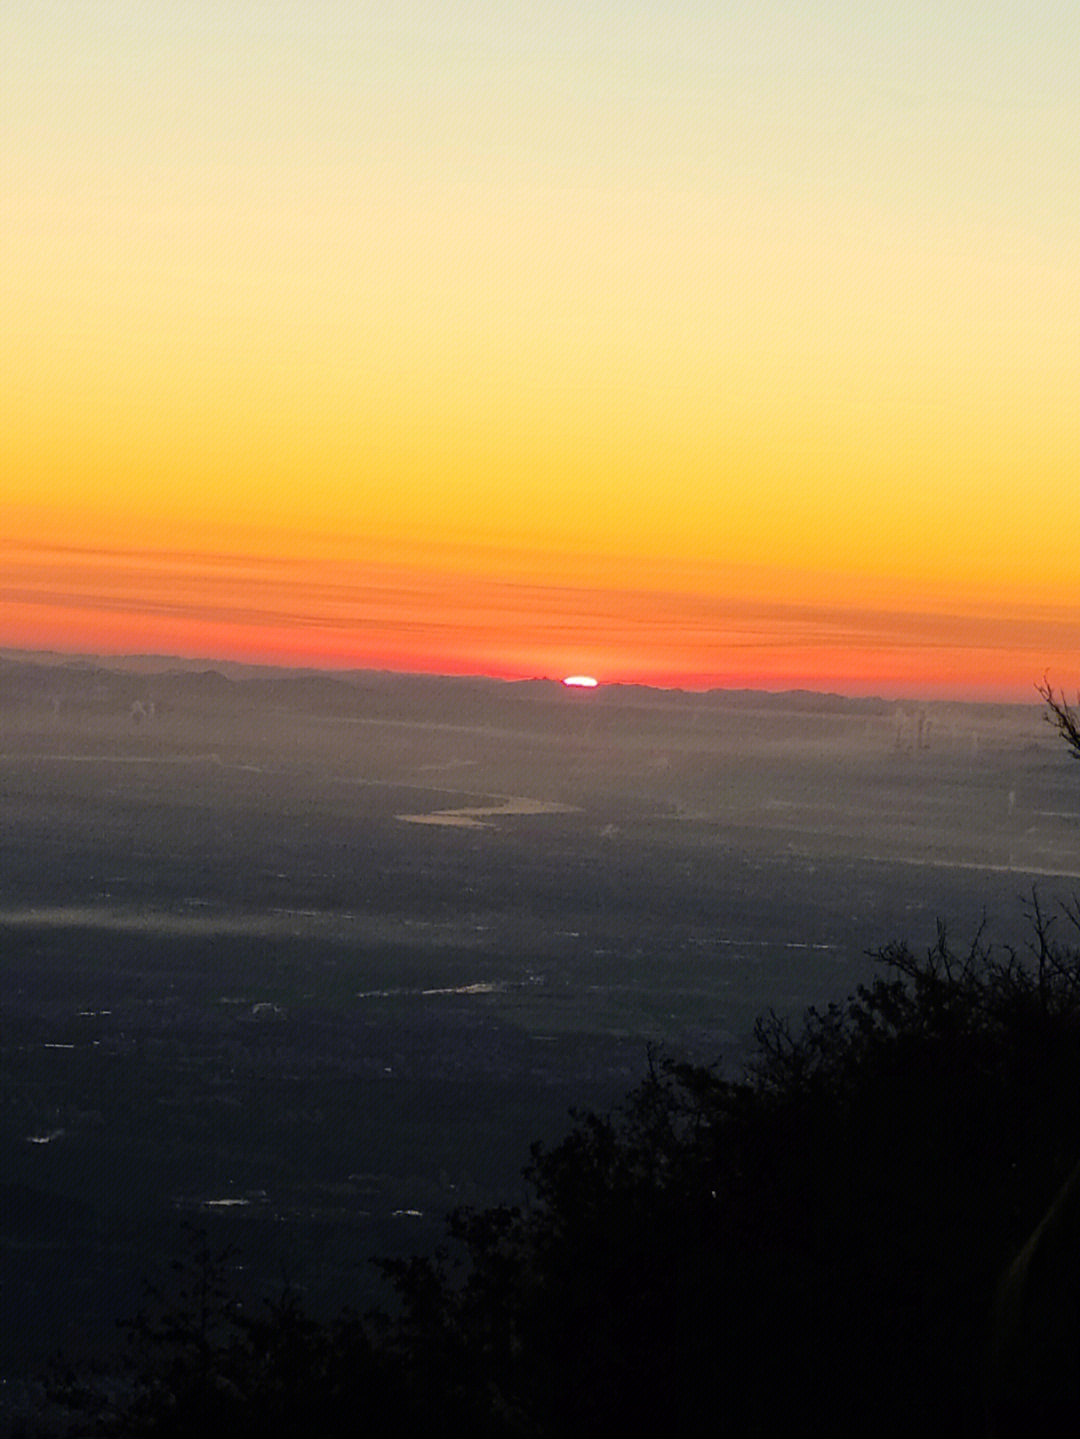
[562,675,599,688]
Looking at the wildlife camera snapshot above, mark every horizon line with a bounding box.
[0,644,1046,709]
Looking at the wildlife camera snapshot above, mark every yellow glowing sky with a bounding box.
[3,3,1079,697]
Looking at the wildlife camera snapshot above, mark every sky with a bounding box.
[3,2,1079,699]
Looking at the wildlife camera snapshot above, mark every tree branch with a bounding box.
[1037,677,1080,762]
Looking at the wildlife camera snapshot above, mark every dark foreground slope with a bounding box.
[25,913,1080,1439]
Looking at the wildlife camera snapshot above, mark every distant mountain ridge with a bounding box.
[0,647,1037,720]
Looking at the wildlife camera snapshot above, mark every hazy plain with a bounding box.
[2,655,1077,1380]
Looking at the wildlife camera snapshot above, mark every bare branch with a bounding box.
[1037,676,1080,762]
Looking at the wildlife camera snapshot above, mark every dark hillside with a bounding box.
[20,914,1080,1438]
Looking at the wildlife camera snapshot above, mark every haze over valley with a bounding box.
[2,653,1076,1391]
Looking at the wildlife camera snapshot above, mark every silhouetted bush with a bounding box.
[33,896,1080,1437]
[379,898,1080,1437]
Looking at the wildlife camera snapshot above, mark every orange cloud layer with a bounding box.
[3,540,1078,701]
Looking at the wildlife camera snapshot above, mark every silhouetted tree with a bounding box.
[985,687,1080,1437]
[375,912,1080,1438]
[39,906,1080,1439]
[1039,677,1080,763]
[36,1227,407,1439]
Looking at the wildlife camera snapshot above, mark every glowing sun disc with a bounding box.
[563,675,599,688]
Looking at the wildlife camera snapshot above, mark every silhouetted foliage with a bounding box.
[31,903,1080,1437]
[1039,677,1080,763]
[31,1227,405,1439]
[361,901,1080,1438]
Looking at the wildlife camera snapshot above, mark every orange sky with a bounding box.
[5,535,1079,701]
[3,4,1079,699]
